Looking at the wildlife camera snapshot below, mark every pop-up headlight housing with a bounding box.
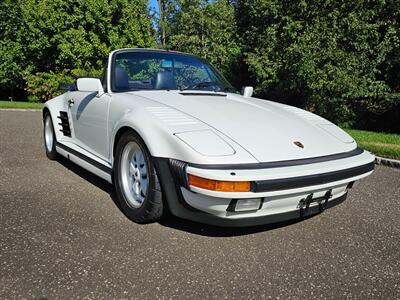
[174,130,235,156]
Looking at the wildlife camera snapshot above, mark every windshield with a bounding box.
[112,50,235,93]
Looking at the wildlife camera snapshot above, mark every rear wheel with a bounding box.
[114,131,163,223]
[43,112,58,160]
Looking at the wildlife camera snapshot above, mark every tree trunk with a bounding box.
[158,0,166,47]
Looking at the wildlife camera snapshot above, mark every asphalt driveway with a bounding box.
[0,110,399,299]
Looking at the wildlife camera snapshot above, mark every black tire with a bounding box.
[114,131,164,223]
[43,111,58,160]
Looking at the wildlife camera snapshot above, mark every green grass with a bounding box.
[0,100,43,109]
[345,129,400,160]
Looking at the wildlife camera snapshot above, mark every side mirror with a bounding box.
[241,86,254,98]
[77,78,104,96]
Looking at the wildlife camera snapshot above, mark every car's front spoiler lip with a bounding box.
[155,157,352,227]
[251,162,374,192]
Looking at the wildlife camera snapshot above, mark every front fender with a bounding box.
[110,109,215,165]
[108,94,258,166]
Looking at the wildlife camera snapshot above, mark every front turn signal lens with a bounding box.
[188,174,251,192]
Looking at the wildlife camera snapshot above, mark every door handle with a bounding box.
[68,99,75,106]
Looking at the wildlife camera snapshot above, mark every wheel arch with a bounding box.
[110,115,183,163]
[43,94,68,141]
[42,106,59,144]
[112,126,140,158]
[42,107,50,120]
[111,125,161,164]
[109,108,211,167]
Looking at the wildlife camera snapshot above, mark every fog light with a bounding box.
[227,198,262,212]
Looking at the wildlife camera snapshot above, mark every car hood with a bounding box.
[133,91,355,162]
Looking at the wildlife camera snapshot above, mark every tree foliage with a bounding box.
[0,0,155,101]
[235,0,400,129]
[156,0,177,46]
[161,0,241,81]
[0,0,399,131]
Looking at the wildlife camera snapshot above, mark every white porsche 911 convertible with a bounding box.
[43,48,375,226]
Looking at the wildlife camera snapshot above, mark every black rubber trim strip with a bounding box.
[252,162,374,192]
[153,157,200,213]
[188,147,364,170]
[169,159,189,189]
[179,92,227,97]
[56,142,112,175]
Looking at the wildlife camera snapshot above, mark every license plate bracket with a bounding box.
[298,189,332,217]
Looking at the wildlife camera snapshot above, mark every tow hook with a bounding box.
[323,189,332,210]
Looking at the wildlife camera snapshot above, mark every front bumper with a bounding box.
[154,149,375,227]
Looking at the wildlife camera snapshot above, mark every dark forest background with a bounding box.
[1,0,399,132]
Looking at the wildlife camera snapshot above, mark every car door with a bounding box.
[68,88,111,161]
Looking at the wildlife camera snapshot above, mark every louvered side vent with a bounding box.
[57,111,71,137]
[169,159,189,188]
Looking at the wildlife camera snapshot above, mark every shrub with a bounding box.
[24,69,102,102]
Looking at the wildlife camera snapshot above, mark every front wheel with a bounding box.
[114,131,164,223]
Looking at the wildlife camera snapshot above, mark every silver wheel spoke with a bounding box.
[120,141,149,208]
[129,162,135,175]
[134,181,140,195]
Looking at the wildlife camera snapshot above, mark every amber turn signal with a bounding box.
[188,174,251,192]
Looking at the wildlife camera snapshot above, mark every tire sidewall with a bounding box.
[114,131,161,222]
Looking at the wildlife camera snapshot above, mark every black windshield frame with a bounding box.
[110,49,236,93]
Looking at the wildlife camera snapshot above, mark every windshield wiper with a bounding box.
[181,81,233,92]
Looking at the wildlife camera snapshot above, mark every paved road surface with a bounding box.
[0,111,399,299]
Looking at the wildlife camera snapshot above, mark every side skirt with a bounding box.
[56,142,113,183]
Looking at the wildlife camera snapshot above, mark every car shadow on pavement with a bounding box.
[56,157,120,207]
[158,216,306,237]
[57,157,310,237]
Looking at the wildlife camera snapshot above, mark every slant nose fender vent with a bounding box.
[169,159,189,189]
[57,111,71,137]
